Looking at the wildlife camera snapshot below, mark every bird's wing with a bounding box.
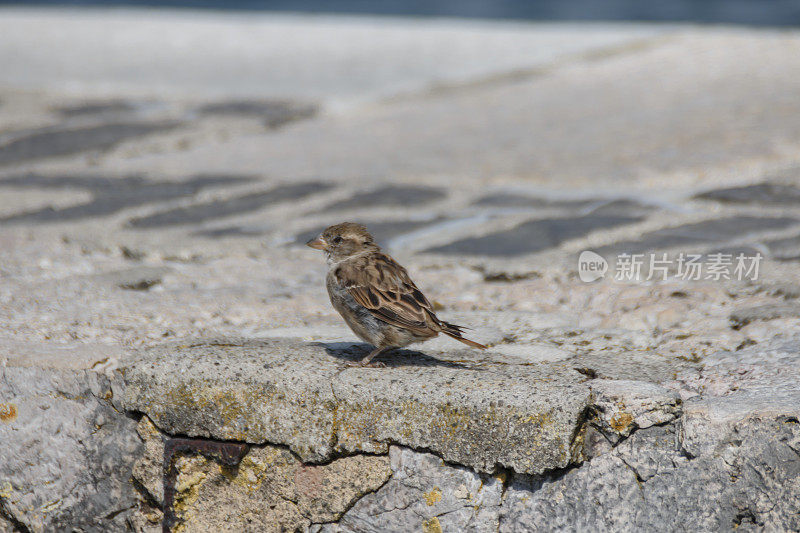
[335,253,437,334]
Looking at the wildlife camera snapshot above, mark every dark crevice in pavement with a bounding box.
[54,100,140,119]
[694,182,800,206]
[128,182,334,228]
[425,214,643,257]
[317,185,446,213]
[0,173,254,224]
[196,99,318,129]
[0,121,182,166]
[596,216,800,257]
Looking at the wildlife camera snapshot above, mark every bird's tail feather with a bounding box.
[441,321,487,350]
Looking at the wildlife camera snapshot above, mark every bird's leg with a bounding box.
[360,346,389,366]
[347,346,391,367]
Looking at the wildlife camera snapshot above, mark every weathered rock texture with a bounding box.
[167,439,391,531]
[497,338,800,532]
[114,335,800,532]
[502,418,800,532]
[0,342,141,532]
[122,339,591,475]
[317,446,507,533]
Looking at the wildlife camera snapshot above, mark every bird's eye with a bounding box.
[332,236,343,245]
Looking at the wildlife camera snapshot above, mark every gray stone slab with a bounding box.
[139,427,392,531]
[572,349,698,385]
[681,336,800,417]
[0,173,251,223]
[598,216,800,256]
[121,338,592,475]
[501,454,644,532]
[127,181,333,228]
[425,214,642,257]
[0,121,181,165]
[500,417,800,532]
[319,185,446,212]
[0,338,127,371]
[502,335,800,533]
[612,424,683,481]
[694,182,800,206]
[0,362,141,531]
[588,379,681,438]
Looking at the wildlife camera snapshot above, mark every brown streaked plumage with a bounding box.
[307,222,486,366]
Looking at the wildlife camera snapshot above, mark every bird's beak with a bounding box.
[306,235,328,250]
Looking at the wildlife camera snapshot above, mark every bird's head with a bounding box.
[306,222,379,262]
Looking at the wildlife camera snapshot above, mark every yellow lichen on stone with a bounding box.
[0,481,13,498]
[40,499,61,513]
[136,415,161,441]
[172,455,213,532]
[424,487,442,506]
[229,446,292,493]
[610,412,634,433]
[0,402,17,422]
[422,516,443,533]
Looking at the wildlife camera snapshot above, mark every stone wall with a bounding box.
[5,336,798,532]
[120,339,800,532]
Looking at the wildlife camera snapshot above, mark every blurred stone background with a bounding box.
[0,4,799,532]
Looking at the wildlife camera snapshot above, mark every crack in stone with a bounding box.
[130,476,162,512]
[617,455,647,491]
[326,367,349,455]
[309,467,395,526]
[569,400,594,463]
[0,501,31,533]
[103,504,135,521]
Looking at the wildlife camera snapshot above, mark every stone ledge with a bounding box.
[121,337,593,475]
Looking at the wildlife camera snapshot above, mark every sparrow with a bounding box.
[306,222,486,366]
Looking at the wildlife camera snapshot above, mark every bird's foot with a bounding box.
[343,346,392,368]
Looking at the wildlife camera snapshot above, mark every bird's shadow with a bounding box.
[312,342,477,370]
